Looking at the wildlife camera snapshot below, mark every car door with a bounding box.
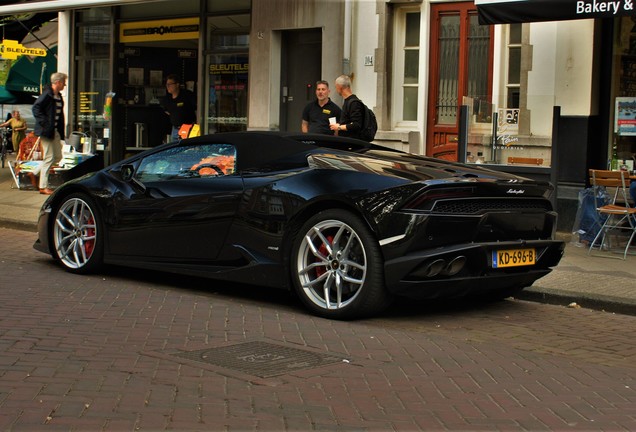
[108,143,242,261]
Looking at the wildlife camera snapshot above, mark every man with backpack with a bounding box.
[330,74,376,142]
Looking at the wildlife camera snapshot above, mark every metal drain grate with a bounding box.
[172,341,344,378]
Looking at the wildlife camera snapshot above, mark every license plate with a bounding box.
[492,248,536,268]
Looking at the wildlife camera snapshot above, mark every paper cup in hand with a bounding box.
[329,117,337,125]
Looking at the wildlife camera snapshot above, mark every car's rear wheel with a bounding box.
[52,193,104,274]
[291,209,391,319]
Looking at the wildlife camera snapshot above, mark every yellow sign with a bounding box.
[119,17,199,43]
[0,39,47,60]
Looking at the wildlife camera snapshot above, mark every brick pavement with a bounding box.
[1,228,636,430]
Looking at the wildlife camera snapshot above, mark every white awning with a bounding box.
[0,0,171,16]
[476,0,636,25]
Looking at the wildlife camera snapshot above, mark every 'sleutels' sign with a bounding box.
[0,39,47,60]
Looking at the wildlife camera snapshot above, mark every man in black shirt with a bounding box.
[161,74,197,141]
[301,80,342,135]
[330,74,364,140]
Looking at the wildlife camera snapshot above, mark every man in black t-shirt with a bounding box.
[301,80,342,135]
[330,74,364,140]
[161,74,197,141]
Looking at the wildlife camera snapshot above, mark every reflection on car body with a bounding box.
[33,132,564,320]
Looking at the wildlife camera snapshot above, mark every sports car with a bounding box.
[34,131,564,319]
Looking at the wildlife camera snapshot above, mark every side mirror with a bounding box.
[121,164,135,182]
[121,163,146,192]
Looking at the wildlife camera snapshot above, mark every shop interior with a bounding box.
[113,38,198,158]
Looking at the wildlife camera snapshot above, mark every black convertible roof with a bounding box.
[182,131,374,170]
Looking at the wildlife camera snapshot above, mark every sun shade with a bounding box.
[476,0,636,25]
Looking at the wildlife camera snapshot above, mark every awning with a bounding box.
[476,0,636,25]
[0,85,19,104]
[5,45,57,94]
[0,85,34,104]
[0,0,171,16]
[0,12,56,41]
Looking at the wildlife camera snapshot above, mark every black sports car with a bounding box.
[34,132,564,319]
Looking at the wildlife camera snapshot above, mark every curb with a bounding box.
[0,219,38,232]
[516,288,636,317]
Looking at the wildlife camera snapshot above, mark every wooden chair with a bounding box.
[588,169,636,259]
[507,156,544,166]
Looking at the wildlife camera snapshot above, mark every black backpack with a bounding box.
[359,101,378,142]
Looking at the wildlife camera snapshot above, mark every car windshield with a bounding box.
[135,143,237,182]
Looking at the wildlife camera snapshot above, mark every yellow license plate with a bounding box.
[492,248,536,268]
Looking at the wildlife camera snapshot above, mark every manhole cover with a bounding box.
[172,341,344,378]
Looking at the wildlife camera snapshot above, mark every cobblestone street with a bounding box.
[1,227,635,431]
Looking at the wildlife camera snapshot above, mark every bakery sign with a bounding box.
[476,0,636,25]
[0,39,47,60]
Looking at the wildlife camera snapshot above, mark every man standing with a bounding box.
[161,74,197,141]
[32,72,67,195]
[329,74,364,140]
[301,80,342,135]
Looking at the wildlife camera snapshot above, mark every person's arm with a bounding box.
[301,120,309,133]
[344,100,363,133]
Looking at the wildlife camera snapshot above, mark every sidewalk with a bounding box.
[1,155,635,315]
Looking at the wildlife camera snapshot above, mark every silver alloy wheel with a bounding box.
[296,219,367,310]
[53,197,98,269]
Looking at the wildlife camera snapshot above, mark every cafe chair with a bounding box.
[588,169,636,260]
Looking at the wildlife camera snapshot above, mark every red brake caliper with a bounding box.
[84,216,95,256]
[314,235,334,278]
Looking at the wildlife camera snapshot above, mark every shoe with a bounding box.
[39,188,54,195]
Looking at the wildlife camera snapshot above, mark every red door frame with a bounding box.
[426,2,494,160]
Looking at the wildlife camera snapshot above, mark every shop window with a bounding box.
[393,8,421,125]
[205,13,250,134]
[74,13,112,153]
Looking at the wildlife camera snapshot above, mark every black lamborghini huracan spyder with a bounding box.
[34,132,564,319]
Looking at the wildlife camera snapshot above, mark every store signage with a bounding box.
[123,47,140,56]
[119,17,199,43]
[0,39,47,60]
[476,0,636,25]
[495,108,521,149]
[209,63,249,75]
[615,97,636,135]
[178,49,197,58]
[80,91,99,114]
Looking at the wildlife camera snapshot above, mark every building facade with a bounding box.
[0,0,632,228]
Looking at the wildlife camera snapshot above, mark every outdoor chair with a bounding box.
[8,133,42,190]
[588,169,636,260]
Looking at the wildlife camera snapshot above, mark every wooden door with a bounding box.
[426,3,493,161]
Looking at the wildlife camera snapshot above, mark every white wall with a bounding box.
[58,11,72,138]
[527,20,595,136]
[348,0,378,109]
[249,0,345,130]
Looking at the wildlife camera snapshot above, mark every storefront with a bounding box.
[76,0,250,164]
[0,0,251,165]
[475,0,636,173]
[471,0,636,228]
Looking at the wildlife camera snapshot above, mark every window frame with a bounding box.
[505,23,522,109]
[392,6,422,129]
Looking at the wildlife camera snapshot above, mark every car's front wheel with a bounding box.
[52,193,104,274]
[291,209,391,319]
